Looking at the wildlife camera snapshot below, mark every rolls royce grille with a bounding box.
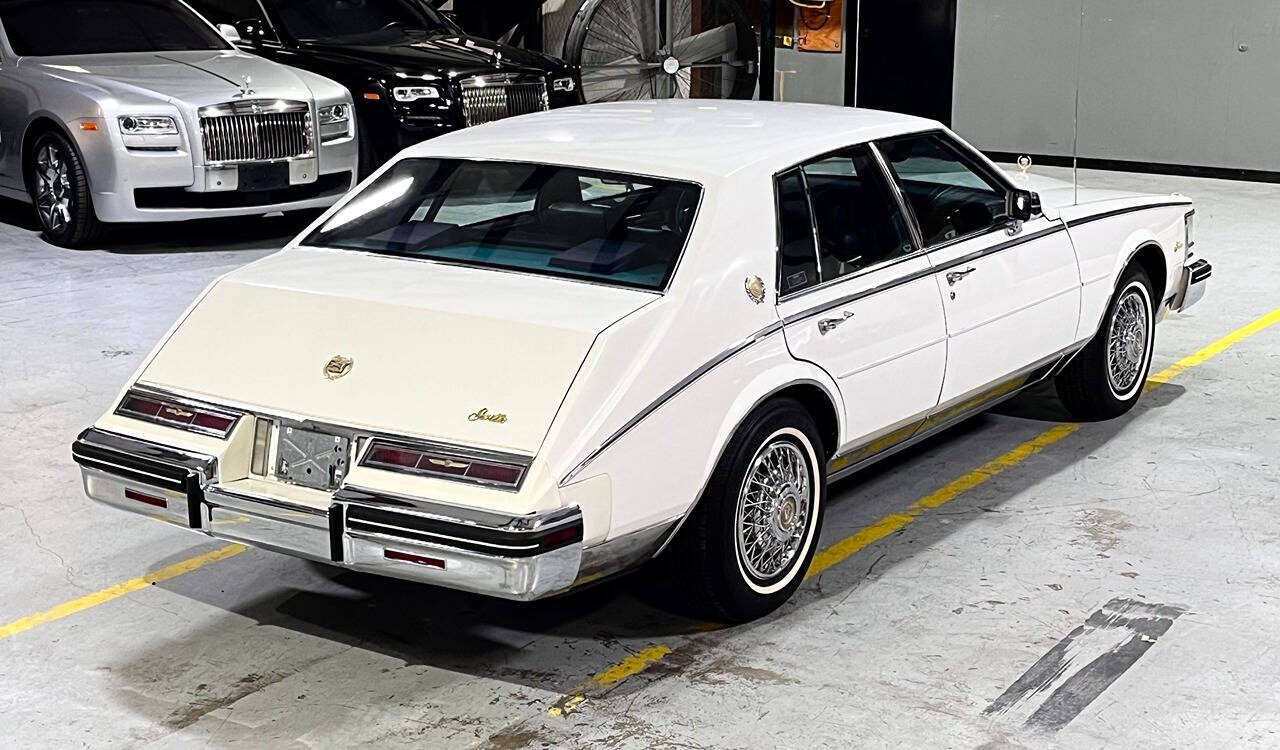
[199,100,313,164]
[460,77,549,127]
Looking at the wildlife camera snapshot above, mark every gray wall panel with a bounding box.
[952,0,1280,172]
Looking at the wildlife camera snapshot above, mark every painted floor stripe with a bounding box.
[0,544,246,640]
[559,306,1280,702]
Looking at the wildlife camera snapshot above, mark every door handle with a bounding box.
[946,267,977,286]
[817,310,854,335]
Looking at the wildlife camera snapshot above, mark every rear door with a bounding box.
[775,146,948,466]
[876,131,1081,408]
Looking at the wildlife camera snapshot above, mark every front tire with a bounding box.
[1055,266,1156,420]
[27,131,103,248]
[661,398,826,622]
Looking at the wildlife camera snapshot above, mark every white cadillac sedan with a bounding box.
[73,101,1211,622]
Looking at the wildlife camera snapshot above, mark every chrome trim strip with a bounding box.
[334,485,582,533]
[1065,201,1194,229]
[198,100,310,118]
[346,523,542,553]
[929,224,1066,274]
[560,320,787,485]
[576,518,680,585]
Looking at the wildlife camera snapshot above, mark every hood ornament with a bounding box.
[234,74,255,98]
[323,355,353,381]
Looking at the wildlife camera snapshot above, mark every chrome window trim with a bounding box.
[868,141,925,251]
[304,155,706,296]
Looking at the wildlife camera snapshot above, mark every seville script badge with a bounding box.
[323,355,354,381]
[468,408,508,424]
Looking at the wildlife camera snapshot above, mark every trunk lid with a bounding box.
[138,249,654,454]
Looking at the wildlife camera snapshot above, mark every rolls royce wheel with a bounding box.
[662,398,825,622]
[1055,266,1156,420]
[27,131,102,248]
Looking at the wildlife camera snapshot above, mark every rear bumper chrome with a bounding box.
[72,427,584,600]
[1174,259,1212,311]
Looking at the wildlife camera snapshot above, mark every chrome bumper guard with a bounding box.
[1175,259,1212,311]
[72,428,584,600]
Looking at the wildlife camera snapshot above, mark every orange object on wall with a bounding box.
[797,0,844,53]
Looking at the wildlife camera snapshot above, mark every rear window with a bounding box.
[1,0,229,56]
[305,159,702,291]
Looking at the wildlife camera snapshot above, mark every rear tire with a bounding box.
[1055,266,1156,420]
[660,398,826,623]
[27,130,103,248]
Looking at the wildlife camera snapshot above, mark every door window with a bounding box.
[878,133,1009,246]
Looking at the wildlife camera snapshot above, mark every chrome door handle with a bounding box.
[817,310,854,335]
[946,267,977,286]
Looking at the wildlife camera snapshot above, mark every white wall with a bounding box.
[952,0,1280,171]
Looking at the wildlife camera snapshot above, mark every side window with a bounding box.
[801,147,916,282]
[878,133,1009,246]
[776,169,819,295]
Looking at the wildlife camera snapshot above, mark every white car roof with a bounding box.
[402,100,941,184]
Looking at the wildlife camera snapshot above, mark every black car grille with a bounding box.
[199,100,313,164]
[460,76,549,127]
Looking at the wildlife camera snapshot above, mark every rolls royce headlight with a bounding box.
[318,103,352,142]
[392,86,441,103]
[118,115,178,135]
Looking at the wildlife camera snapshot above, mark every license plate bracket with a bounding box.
[276,424,349,490]
[238,162,290,192]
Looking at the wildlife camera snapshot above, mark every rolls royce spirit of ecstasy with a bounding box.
[73,102,1211,622]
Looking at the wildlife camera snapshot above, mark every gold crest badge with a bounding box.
[468,408,508,424]
[323,355,353,381]
[745,275,766,304]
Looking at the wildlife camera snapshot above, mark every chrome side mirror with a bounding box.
[218,23,242,44]
[1007,188,1041,222]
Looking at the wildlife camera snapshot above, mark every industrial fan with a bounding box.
[563,0,758,102]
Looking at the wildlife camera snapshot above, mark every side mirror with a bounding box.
[1007,188,1042,222]
[232,18,270,45]
[218,23,242,44]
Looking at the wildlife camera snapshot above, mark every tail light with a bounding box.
[116,389,243,439]
[362,439,528,490]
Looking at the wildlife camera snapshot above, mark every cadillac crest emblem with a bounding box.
[323,355,353,380]
[745,275,766,304]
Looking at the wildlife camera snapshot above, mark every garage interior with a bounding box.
[5,1,1280,748]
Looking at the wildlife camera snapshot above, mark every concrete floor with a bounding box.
[2,167,1278,749]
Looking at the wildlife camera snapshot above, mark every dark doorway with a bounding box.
[847,0,957,125]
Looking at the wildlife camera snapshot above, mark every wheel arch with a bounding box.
[21,114,87,195]
[1127,241,1168,306]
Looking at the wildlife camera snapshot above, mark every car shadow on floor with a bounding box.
[120,383,1188,724]
[0,196,319,254]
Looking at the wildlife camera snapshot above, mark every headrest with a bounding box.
[543,201,618,242]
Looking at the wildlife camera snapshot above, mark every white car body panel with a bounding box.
[74,101,1209,601]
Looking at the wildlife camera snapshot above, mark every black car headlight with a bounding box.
[392,86,442,103]
[318,103,352,142]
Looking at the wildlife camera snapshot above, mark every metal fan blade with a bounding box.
[671,22,738,64]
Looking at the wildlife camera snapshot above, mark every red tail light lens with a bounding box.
[116,389,243,439]
[124,488,167,508]
[363,440,528,490]
[384,548,445,568]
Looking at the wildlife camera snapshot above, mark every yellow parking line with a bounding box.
[557,306,1280,705]
[0,544,246,640]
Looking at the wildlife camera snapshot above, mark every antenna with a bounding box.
[1072,0,1085,205]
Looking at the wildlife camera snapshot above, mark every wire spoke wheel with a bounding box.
[566,0,758,103]
[735,439,812,582]
[1105,287,1151,396]
[34,143,73,233]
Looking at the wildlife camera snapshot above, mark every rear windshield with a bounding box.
[1,0,229,56]
[305,159,701,291]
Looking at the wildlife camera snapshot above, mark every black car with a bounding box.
[188,0,580,173]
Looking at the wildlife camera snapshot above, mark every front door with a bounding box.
[876,131,1081,409]
[775,146,948,466]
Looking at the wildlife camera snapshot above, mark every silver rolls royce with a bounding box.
[0,0,359,247]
